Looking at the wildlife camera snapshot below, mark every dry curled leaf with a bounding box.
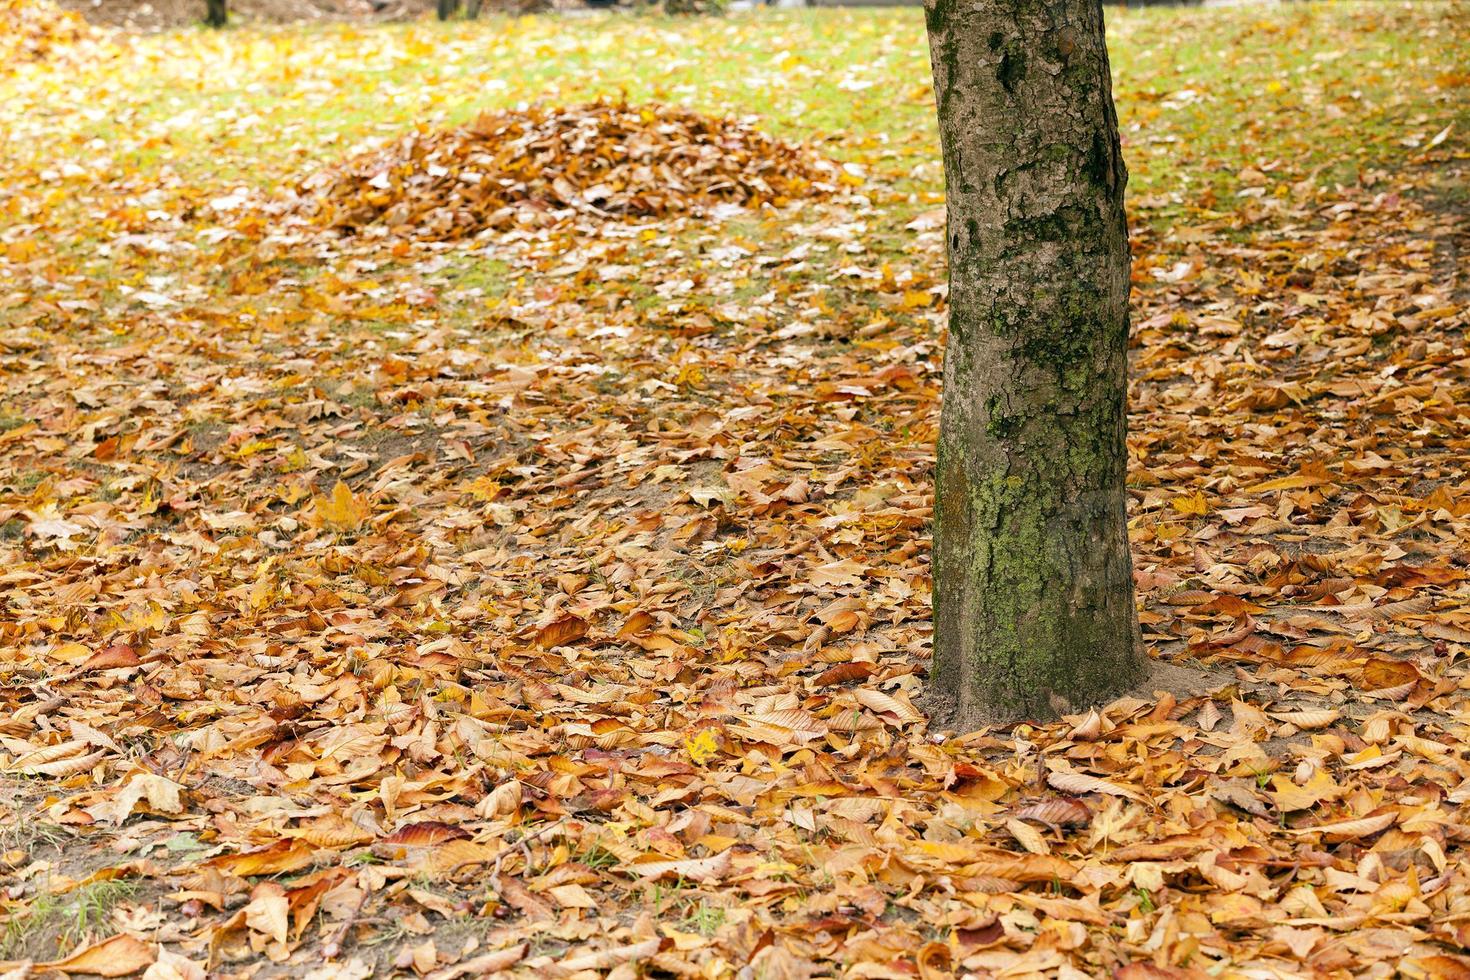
[625,850,731,883]
[18,933,156,977]
[1046,770,1146,803]
[1283,811,1396,840]
[811,662,875,687]
[536,615,589,649]
[551,938,663,977]
[1012,797,1092,829]
[380,822,472,847]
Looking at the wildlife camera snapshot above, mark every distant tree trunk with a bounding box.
[923,0,1144,723]
[438,0,458,19]
[663,0,726,14]
[205,0,227,26]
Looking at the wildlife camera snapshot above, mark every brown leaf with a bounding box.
[1046,770,1146,803]
[553,938,663,976]
[1210,780,1271,818]
[1283,811,1396,840]
[292,813,374,849]
[30,933,155,977]
[1269,708,1340,730]
[380,822,471,847]
[203,840,316,878]
[7,744,108,778]
[1114,964,1205,980]
[909,841,1076,882]
[80,644,140,673]
[1012,797,1091,829]
[811,662,874,687]
[423,944,527,980]
[625,850,731,883]
[494,875,554,921]
[1004,818,1050,855]
[853,687,923,724]
[537,615,589,648]
[243,882,289,945]
[1359,657,1420,692]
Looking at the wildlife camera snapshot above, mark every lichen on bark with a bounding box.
[924,0,1144,724]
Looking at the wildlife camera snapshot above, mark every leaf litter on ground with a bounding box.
[0,1,1468,977]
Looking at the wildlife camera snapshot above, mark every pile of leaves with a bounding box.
[296,100,846,239]
[0,0,91,68]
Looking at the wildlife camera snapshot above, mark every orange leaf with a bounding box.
[1244,465,1334,494]
[617,610,654,638]
[812,662,874,687]
[80,643,140,673]
[537,615,588,648]
[311,480,369,531]
[1360,658,1420,692]
[31,933,155,976]
[204,840,316,877]
[381,821,471,847]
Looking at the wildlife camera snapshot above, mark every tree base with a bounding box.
[921,652,1227,733]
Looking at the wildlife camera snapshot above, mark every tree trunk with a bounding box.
[204,0,227,27]
[924,0,1144,723]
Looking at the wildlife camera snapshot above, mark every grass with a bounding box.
[0,820,72,856]
[3,4,1464,207]
[679,898,727,936]
[0,878,141,960]
[0,3,1462,370]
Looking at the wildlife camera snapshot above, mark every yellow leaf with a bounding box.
[248,563,276,611]
[48,641,93,665]
[1244,465,1333,494]
[232,438,275,458]
[279,446,310,473]
[1171,491,1209,515]
[1269,770,1342,812]
[684,728,720,766]
[312,480,369,531]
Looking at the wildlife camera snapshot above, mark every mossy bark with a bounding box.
[924,0,1144,723]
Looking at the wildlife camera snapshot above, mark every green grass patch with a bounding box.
[0,878,141,960]
[3,3,1462,207]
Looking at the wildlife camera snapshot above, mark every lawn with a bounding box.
[1,2,1468,977]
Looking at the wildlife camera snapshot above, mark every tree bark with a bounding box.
[924,0,1144,723]
[205,0,227,27]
